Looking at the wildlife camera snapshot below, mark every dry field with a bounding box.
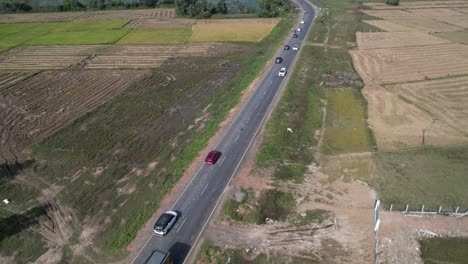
[0,70,146,163]
[356,32,451,49]
[388,76,468,132]
[363,0,468,10]
[363,20,421,32]
[362,84,467,149]
[190,19,279,42]
[433,31,468,44]
[350,43,468,84]
[86,43,224,69]
[0,8,174,23]
[0,43,228,70]
[408,8,468,28]
[362,10,463,32]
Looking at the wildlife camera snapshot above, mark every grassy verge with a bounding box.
[371,144,468,208]
[419,237,468,264]
[118,27,192,44]
[321,89,371,154]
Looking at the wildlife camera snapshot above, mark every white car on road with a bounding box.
[297,28,301,32]
[292,45,299,51]
[278,67,287,77]
[154,210,179,236]
[301,20,305,24]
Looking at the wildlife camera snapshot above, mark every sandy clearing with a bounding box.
[356,31,451,49]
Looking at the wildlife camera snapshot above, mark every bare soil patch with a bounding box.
[0,69,146,163]
[356,32,451,50]
[0,8,175,23]
[0,71,37,90]
[434,30,468,44]
[350,43,468,84]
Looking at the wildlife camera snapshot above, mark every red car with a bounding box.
[205,150,222,164]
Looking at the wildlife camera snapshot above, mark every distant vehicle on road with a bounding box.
[275,57,283,64]
[292,45,299,51]
[145,249,173,264]
[205,150,221,164]
[297,28,301,32]
[301,20,305,24]
[278,67,287,77]
[284,45,290,50]
[293,33,298,38]
[154,211,178,236]
[304,10,307,13]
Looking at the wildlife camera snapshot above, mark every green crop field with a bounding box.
[419,237,468,263]
[52,19,128,32]
[26,29,130,45]
[118,27,192,44]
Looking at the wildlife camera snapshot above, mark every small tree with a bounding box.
[385,0,399,6]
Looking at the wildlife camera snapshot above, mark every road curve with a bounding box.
[132,2,317,263]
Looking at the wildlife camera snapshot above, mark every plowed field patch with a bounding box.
[408,8,468,28]
[0,71,36,90]
[0,70,145,162]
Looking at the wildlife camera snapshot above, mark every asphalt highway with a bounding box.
[132,2,316,263]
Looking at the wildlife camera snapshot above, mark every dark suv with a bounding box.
[284,45,290,50]
[275,57,283,64]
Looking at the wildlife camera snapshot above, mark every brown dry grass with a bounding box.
[349,43,468,84]
[190,20,278,42]
[124,18,195,28]
[356,32,451,50]
[363,20,421,32]
[362,10,463,32]
[0,8,175,23]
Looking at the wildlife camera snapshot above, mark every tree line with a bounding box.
[0,0,174,13]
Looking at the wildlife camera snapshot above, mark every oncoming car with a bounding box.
[278,67,287,77]
[292,45,299,51]
[154,210,179,236]
[292,33,298,38]
[284,45,290,50]
[205,150,222,164]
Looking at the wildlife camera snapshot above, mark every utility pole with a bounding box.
[374,200,381,264]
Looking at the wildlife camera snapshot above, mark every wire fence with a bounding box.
[382,203,468,217]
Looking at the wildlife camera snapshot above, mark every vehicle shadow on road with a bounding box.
[168,242,191,264]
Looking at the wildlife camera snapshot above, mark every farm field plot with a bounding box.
[363,0,468,10]
[117,27,191,44]
[25,29,130,45]
[0,69,145,163]
[0,71,36,90]
[363,20,420,32]
[124,18,195,28]
[190,19,279,42]
[388,75,468,133]
[362,10,463,32]
[408,8,468,28]
[0,8,174,23]
[433,31,468,44]
[350,43,468,84]
[86,43,230,68]
[362,84,467,150]
[356,32,451,49]
[0,45,107,70]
